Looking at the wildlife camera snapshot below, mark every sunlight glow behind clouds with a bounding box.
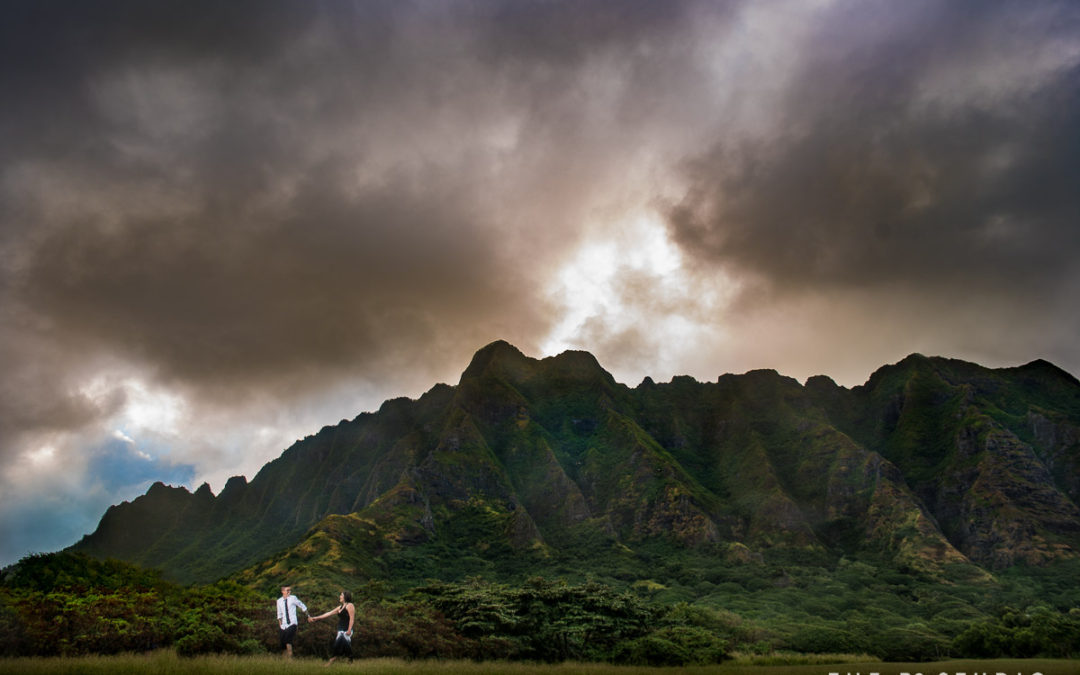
[542,212,739,384]
[543,213,681,349]
[25,444,56,468]
[105,378,185,438]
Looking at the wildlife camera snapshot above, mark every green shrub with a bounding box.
[175,624,229,657]
[612,634,690,666]
[785,625,866,655]
[871,624,951,661]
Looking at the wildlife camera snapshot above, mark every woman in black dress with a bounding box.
[308,590,356,664]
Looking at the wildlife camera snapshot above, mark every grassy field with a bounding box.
[1,653,1078,675]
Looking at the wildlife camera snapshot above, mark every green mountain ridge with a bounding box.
[71,341,1080,589]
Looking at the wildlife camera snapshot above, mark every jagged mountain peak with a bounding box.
[459,340,530,381]
[544,348,609,377]
[146,481,191,499]
[858,352,979,394]
[71,344,1080,586]
[220,475,247,494]
[459,341,616,393]
[804,374,842,391]
[1013,358,1080,386]
[863,352,935,382]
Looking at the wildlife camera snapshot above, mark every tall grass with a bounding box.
[727,651,881,666]
[2,652,1079,675]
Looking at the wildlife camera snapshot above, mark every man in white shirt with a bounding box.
[276,585,308,658]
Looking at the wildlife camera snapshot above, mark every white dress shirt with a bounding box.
[277,594,308,629]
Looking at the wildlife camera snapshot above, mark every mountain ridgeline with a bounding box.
[72,342,1080,587]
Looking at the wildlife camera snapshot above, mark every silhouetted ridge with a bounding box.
[70,341,1080,584]
[1015,358,1080,386]
[539,350,618,392]
[219,475,247,498]
[804,374,841,391]
[459,340,530,383]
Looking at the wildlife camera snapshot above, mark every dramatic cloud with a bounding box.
[661,0,1080,382]
[2,0,1078,565]
[669,1,1080,293]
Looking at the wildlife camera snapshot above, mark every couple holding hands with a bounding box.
[278,585,356,664]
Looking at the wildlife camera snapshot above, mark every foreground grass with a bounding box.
[1,653,1078,675]
[727,652,881,666]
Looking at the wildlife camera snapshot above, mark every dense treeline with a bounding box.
[0,554,732,664]
[954,606,1080,658]
[0,553,265,657]
[3,552,1080,662]
[408,577,732,664]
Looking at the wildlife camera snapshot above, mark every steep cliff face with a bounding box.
[71,342,1080,584]
[823,355,1080,569]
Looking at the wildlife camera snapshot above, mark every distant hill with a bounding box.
[71,341,1080,589]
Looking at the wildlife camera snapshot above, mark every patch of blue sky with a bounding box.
[87,432,195,493]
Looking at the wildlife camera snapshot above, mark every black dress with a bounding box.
[331,605,352,658]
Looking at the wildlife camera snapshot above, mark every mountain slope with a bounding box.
[71,342,1080,586]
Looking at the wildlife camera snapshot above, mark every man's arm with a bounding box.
[294,596,308,614]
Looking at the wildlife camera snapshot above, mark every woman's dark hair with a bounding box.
[341,590,352,604]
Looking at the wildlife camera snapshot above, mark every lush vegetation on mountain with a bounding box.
[8,343,1080,660]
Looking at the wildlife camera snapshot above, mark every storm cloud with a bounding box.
[668,0,1080,294]
[2,0,1078,565]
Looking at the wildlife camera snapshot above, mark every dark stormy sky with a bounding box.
[2,0,1079,565]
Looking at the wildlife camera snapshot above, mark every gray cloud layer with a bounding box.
[669,0,1080,298]
[2,0,1079,564]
